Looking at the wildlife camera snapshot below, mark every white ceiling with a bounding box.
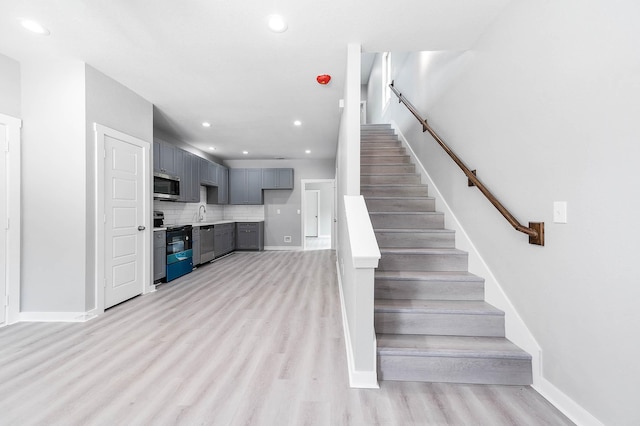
[0,0,510,160]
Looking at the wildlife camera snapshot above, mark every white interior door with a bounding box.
[103,132,146,309]
[305,190,319,237]
[0,123,7,325]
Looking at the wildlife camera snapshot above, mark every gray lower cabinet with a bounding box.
[236,222,264,251]
[153,230,166,282]
[214,223,235,257]
[229,168,263,204]
[192,226,200,266]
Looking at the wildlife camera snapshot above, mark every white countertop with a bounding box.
[154,219,263,232]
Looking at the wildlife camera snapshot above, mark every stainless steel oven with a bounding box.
[166,225,192,281]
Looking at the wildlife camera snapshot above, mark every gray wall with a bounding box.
[0,53,20,118]
[368,1,640,424]
[223,159,335,247]
[85,64,153,311]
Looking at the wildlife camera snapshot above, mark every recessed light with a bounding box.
[293,120,302,126]
[242,150,249,155]
[305,150,311,154]
[202,122,211,128]
[267,14,287,33]
[21,19,50,36]
[209,147,215,151]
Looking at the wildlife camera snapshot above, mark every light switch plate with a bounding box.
[553,201,567,223]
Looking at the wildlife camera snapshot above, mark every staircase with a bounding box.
[361,124,532,385]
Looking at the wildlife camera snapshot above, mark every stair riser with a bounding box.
[366,198,435,212]
[362,164,415,174]
[375,279,484,300]
[361,175,421,185]
[370,213,444,230]
[377,356,532,385]
[361,135,399,140]
[361,148,406,156]
[375,312,504,336]
[360,143,402,150]
[378,252,467,272]
[362,186,428,197]
[374,231,454,248]
[361,156,411,165]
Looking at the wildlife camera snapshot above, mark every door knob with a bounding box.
[138,226,146,231]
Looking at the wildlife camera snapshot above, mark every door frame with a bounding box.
[300,179,335,251]
[94,123,152,315]
[1,113,22,326]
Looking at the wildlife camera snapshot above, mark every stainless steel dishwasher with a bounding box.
[200,225,215,263]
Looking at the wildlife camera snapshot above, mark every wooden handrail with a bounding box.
[389,81,544,246]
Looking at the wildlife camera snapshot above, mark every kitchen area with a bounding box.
[153,138,287,284]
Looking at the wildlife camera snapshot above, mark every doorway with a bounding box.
[0,113,21,326]
[95,124,151,313]
[301,179,335,251]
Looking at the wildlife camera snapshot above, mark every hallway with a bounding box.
[0,250,573,425]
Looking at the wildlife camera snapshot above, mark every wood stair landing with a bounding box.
[361,123,532,386]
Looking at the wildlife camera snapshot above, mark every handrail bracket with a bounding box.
[528,222,544,246]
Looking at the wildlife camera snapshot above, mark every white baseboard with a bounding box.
[534,378,604,426]
[335,259,380,389]
[264,246,302,251]
[19,311,98,323]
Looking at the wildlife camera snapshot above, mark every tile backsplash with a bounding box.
[154,186,265,226]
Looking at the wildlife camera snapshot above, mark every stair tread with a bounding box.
[380,247,465,255]
[375,270,483,281]
[376,334,531,359]
[375,299,503,315]
[375,228,453,234]
[361,183,425,187]
[364,196,434,200]
[370,211,442,216]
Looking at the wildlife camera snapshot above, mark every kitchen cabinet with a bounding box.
[229,168,263,205]
[153,230,166,282]
[262,168,294,189]
[236,222,264,251]
[179,152,200,203]
[200,158,218,186]
[205,164,228,205]
[214,223,235,258]
[154,141,179,176]
[192,226,200,266]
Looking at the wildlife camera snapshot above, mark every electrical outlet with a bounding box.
[284,236,292,243]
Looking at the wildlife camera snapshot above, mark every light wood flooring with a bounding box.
[0,250,574,425]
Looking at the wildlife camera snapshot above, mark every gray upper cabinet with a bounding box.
[199,158,218,186]
[180,152,200,203]
[217,165,228,204]
[262,168,294,189]
[229,168,263,205]
[154,141,178,176]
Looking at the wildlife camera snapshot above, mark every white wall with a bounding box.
[370,1,640,424]
[21,59,87,313]
[85,64,154,311]
[0,53,20,118]
[223,159,335,248]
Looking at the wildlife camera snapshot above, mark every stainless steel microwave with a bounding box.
[153,172,180,201]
